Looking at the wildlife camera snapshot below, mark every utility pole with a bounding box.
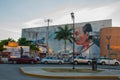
[44,19,52,56]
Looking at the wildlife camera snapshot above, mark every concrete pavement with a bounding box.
[20,67,120,79]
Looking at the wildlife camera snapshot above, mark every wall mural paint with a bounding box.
[74,24,92,55]
[23,24,99,58]
[22,19,111,58]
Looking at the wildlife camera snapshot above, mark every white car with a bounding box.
[41,56,64,64]
[70,56,92,65]
[97,57,120,66]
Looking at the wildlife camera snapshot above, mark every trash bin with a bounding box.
[92,57,97,71]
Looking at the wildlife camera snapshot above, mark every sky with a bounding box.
[0,0,120,41]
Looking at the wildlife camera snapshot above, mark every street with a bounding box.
[0,63,119,80]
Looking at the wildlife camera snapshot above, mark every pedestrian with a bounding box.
[92,57,97,71]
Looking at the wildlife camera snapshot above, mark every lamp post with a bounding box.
[44,19,52,56]
[71,12,75,69]
[106,35,111,65]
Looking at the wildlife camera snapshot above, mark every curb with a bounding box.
[20,68,119,79]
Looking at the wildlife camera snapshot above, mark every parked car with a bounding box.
[41,56,64,64]
[8,55,37,64]
[97,57,120,66]
[70,56,92,65]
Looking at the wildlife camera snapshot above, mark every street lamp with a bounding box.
[71,12,75,69]
[44,19,52,56]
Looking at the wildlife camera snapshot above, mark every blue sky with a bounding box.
[0,0,120,40]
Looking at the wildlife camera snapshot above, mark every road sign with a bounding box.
[107,44,110,50]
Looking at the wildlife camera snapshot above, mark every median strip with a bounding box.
[20,67,119,79]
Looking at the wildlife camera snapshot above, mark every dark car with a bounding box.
[8,55,37,64]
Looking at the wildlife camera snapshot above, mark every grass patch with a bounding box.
[42,68,103,73]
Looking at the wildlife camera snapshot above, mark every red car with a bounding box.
[8,55,37,64]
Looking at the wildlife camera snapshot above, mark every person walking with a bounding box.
[92,57,97,71]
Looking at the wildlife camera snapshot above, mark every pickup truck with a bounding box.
[8,55,37,64]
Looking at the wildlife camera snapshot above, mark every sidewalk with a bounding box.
[20,67,120,79]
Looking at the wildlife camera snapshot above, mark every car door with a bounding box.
[106,58,112,65]
[109,58,114,64]
[81,57,87,63]
[22,56,30,63]
[48,57,55,63]
[52,57,57,63]
[48,57,52,63]
[78,57,84,63]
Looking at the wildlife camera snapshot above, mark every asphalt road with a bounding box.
[0,63,119,80]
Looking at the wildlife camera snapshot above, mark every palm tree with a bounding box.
[55,25,73,52]
[18,37,39,50]
[18,37,31,46]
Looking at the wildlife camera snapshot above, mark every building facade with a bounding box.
[22,19,112,58]
[100,27,120,61]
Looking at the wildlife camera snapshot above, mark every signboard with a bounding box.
[3,46,30,58]
[8,42,18,47]
[107,44,110,50]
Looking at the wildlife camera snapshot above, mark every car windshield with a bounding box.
[44,57,57,60]
[99,57,113,60]
[52,57,57,60]
[75,56,86,59]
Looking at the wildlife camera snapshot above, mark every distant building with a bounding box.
[22,19,112,58]
[100,27,120,61]
[3,42,30,58]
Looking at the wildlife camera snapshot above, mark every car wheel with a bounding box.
[101,62,105,65]
[115,62,119,66]
[44,61,48,64]
[74,61,78,65]
[58,61,62,64]
[87,61,91,65]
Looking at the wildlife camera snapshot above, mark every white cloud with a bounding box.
[0,29,21,41]
[23,18,44,27]
[23,4,116,27]
[1,0,120,40]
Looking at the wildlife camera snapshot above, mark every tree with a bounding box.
[18,37,31,46]
[54,25,73,52]
[0,45,6,52]
[17,37,39,51]
[0,38,15,52]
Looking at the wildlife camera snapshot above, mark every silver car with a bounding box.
[70,56,92,65]
[41,56,64,64]
[97,57,120,66]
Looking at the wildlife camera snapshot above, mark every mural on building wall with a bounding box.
[25,24,100,58]
[22,19,112,58]
[74,23,93,56]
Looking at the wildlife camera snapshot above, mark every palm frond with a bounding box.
[54,24,73,52]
